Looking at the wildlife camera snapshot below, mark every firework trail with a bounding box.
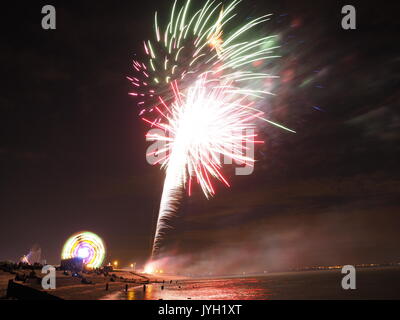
[146,76,272,255]
[130,0,295,261]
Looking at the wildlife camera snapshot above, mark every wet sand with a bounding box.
[108,266,400,300]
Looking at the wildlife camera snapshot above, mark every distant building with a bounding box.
[60,257,84,272]
[103,265,113,273]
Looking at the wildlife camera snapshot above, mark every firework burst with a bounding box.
[130,0,295,261]
[130,0,281,110]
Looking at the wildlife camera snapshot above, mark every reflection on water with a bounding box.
[144,283,154,300]
[123,267,400,300]
[127,290,135,300]
[127,278,273,300]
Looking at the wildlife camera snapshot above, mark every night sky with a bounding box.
[1,0,399,273]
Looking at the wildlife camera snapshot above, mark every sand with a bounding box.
[0,271,15,298]
[1,268,188,300]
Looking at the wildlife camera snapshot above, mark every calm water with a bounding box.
[112,267,400,300]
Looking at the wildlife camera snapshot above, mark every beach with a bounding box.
[2,266,399,300]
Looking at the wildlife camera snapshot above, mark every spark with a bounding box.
[131,0,281,108]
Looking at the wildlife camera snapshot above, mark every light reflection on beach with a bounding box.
[127,290,136,300]
[126,278,272,300]
[119,267,400,300]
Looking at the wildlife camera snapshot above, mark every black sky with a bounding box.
[1,0,399,272]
